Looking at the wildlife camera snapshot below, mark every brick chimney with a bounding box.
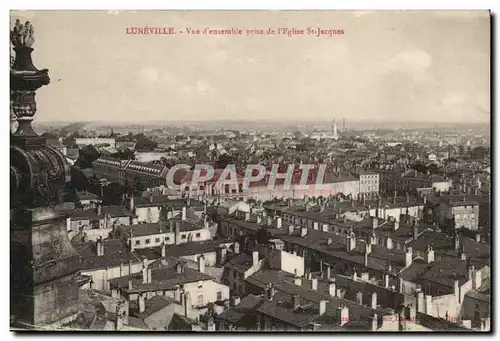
[394,220,399,231]
[252,251,259,270]
[347,232,356,251]
[300,227,308,237]
[386,236,393,250]
[372,217,378,229]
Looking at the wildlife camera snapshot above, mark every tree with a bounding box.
[111,149,136,160]
[76,145,100,169]
[410,162,428,174]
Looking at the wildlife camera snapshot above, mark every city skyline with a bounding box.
[11,10,490,123]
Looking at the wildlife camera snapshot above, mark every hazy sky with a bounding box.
[11,10,490,123]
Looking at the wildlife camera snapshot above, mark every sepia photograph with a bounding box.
[9,9,491,332]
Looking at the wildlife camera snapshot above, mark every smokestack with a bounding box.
[329,278,336,296]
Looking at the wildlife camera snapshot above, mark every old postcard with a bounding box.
[10,10,491,332]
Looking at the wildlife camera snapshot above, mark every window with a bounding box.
[165,237,170,242]
[155,238,160,243]
[181,234,187,240]
[145,239,150,244]
[198,294,204,306]
[135,240,140,245]
[216,291,222,301]
[195,233,201,238]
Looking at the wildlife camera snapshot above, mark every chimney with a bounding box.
[364,248,369,267]
[128,278,133,290]
[311,278,318,291]
[425,245,434,263]
[231,296,241,306]
[129,196,135,211]
[97,204,102,217]
[384,273,390,288]
[474,268,482,290]
[371,313,378,331]
[328,279,336,297]
[386,236,393,250]
[142,265,148,284]
[394,220,399,231]
[356,292,363,305]
[182,206,187,220]
[96,236,104,257]
[183,291,192,318]
[294,269,302,286]
[371,292,378,309]
[423,196,427,204]
[252,251,259,269]
[313,222,319,230]
[459,246,467,261]
[198,254,206,274]
[393,190,397,204]
[325,266,331,280]
[406,192,410,203]
[353,269,358,282]
[416,289,425,313]
[147,267,152,283]
[120,262,124,277]
[454,235,460,251]
[454,279,459,299]
[319,300,327,316]
[292,294,300,311]
[475,233,481,243]
[327,237,333,245]
[405,247,413,267]
[322,224,329,232]
[149,192,153,203]
[234,242,240,254]
[288,224,295,235]
[161,242,166,258]
[276,217,282,229]
[66,217,71,231]
[413,224,419,240]
[336,306,349,326]
[468,266,475,282]
[268,284,276,301]
[83,232,89,243]
[372,217,378,229]
[300,227,308,237]
[175,223,181,245]
[425,294,432,314]
[138,293,145,313]
[256,214,262,224]
[217,246,227,264]
[347,232,356,251]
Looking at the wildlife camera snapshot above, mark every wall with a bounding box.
[82,262,143,292]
